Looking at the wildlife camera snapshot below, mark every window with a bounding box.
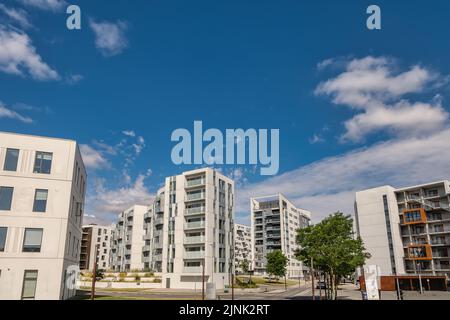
[33,189,48,213]
[0,187,13,211]
[0,227,7,252]
[23,228,43,252]
[21,270,38,300]
[33,152,53,174]
[3,148,19,171]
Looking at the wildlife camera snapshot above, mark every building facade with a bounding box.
[110,205,147,272]
[251,194,311,279]
[355,181,450,278]
[0,132,86,300]
[80,224,113,271]
[141,168,234,289]
[234,223,252,274]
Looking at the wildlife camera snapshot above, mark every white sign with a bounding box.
[365,265,380,300]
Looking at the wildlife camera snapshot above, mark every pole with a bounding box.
[231,272,235,300]
[90,244,99,300]
[284,274,287,291]
[417,263,423,294]
[319,270,322,300]
[310,257,315,300]
[202,259,205,300]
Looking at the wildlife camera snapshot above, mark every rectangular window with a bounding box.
[33,152,53,174]
[33,189,48,213]
[23,228,43,253]
[3,148,19,172]
[0,187,13,211]
[21,270,38,300]
[0,227,7,252]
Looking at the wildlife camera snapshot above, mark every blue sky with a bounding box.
[2,0,450,225]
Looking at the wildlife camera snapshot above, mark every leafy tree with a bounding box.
[240,259,250,274]
[295,212,371,300]
[95,269,105,281]
[266,250,288,280]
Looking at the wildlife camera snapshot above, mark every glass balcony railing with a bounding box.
[186,178,206,188]
[185,207,206,215]
[186,192,205,201]
[184,266,202,273]
[185,251,205,259]
[185,221,206,229]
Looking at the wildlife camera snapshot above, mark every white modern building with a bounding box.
[141,168,235,290]
[80,224,114,271]
[0,131,86,300]
[110,205,148,272]
[251,194,311,279]
[355,180,450,278]
[234,223,252,274]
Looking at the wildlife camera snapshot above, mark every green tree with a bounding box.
[240,259,250,274]
[295,212,371,300]
[266,250,288,280]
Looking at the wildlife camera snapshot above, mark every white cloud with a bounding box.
[315,56,448,142]
[85,175,154,223]
[236,128,450,224]
[0,27,59,80]
[65,74,83,85]
[89,19,128,57]
[18,0,66,12]
[79,144,109,170]
[0,4,32,28]
[0,101,33,123]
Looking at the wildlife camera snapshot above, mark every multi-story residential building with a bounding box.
[141,168,234,289]
[110,205,147,272]
[234,223,252,274]
[80,224,113,271]
[251,194,311,279]
[0,132,86,300]
[355,180,450,278]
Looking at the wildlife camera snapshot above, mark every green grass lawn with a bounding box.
[236,276,298,286]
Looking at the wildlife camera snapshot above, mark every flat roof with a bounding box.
[0,130,77,143]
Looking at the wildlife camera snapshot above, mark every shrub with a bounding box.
[153,278,162,283]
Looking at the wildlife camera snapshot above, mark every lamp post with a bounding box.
[310,257,315,300]
[417,262,423,294]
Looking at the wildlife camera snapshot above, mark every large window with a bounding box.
[33,152,53,174]
[0,227,7,252]
[21,270,38,300]
[32,189,48,213]
[0,187,13,211]
[23,228,43,253]
[3,148,19,172]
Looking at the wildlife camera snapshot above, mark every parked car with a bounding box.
[316,281,327,289]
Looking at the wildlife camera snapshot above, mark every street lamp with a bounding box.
[417,262,423,294]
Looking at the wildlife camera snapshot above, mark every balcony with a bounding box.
[185,177,206,188]
[154,217,164,225]
[186,192,206,202]
[184,236,205,244]
[185,251,205,259]
[183,266,202,273]
[407,244,433,261]
[143,245,151,252]
[144,212,151,220]
[185,207,206,216]
[153,254,163,261]
[185,221,206,230]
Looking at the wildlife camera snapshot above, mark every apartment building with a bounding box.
[234,223,252,274]
[0,132,86,300]
[251,194,311,279]
[80,224,113,271]
[355,180,450,278]
[110,205,147,272]
[141,168,234,290]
